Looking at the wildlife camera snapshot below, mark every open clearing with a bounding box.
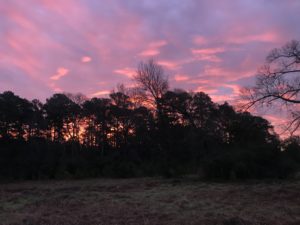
[0,178,300,225]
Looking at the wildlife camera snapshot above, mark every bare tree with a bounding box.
[241,40,300,134]
[133,59,169,113]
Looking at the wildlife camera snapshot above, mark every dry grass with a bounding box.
[1,178,300,225]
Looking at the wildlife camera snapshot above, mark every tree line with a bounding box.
[1,58,300,180]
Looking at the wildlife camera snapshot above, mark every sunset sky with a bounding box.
[1,0,300,132]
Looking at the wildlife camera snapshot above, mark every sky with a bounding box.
[1,0,300,132]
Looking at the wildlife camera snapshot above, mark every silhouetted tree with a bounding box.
[0,91,34,140]
[44,94,81,142]
[109,92,134,148]
[82,97,111,150]
[161,90,195,127]
[1,56,298,180]
[133,59,169,115]
[242,40,300,134]
[28,99,45,138]
[282,136,300,163]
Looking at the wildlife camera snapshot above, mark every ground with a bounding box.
[1,178,300,225]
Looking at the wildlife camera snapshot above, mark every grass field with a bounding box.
[1,178,300,225]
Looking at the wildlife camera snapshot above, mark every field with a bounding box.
[1,178,300,225]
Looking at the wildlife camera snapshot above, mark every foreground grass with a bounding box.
[0,178,300,225]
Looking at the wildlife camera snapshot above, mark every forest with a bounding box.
[1,59,300,181]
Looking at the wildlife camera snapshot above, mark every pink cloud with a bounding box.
[48,82,63,93]
[157,60,180,70]
[139,40,167,57]
[174,74,189,82]
[139,49,160,57]
[203,66,225,77]
[192,47,225,55]
[3,10,43,79]
[264,115,287,126]
[193,79,243,104]
[210,95,235,103]
[193,36,208,45]
[81,56,92,63]
[203,65,254,79]
[227,31,282,44]
[195,86,218,95]
[114,67,136,78]
[149,40,167,48]
[191,47,225,62]
[50,67,69,80]
[194,54,222,62]
[213,84,242,103]
[262,114,290,137]
[91,90,111,97]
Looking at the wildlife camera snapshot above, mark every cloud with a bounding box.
[157,60,180,70]
[91,90,111,97]
[81,56,92,63]
[193,36,208,45]
[149,40,167,48]
[139,49,160,57]
[139,40,167,57]
[195,86,218,95]
[174,74,189,82]
[192,47,225,55]
[191,47,226,62]
[260,113,291,137]
[50,67,69,81]
[114,67,136,78]
[226,31,282,45]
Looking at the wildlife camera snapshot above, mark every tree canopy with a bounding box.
[1,59,300,180]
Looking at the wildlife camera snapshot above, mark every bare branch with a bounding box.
[240,40,300,135]
[133,59,169,112]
